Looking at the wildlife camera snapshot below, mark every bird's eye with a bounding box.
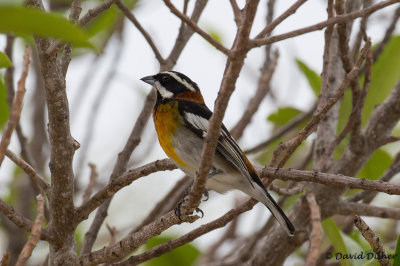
[161,75,170,82]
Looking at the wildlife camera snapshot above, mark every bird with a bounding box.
[140,71,295,236]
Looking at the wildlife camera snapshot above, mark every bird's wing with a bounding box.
[178,100,255,187]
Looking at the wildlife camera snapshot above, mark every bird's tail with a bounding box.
[250,183,295,236]
[261,191,295,236]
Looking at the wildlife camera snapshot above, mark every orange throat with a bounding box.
[153,102,188,167]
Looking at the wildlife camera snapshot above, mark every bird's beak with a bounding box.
[140,75,156,85]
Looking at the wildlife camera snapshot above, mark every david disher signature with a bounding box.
[326,252,397,260]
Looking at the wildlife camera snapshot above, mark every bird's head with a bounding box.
[140,71,205,104]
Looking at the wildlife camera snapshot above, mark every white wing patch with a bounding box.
[162,71,196,92]
[184,112,209,137]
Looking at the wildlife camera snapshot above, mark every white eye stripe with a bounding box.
[155,81,173,98]
[162,71,197,92]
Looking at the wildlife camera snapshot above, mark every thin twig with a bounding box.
[276,42,370,168]
[75,159,176,226]
[255,0,307,39]
[163,0,229,55]
[354,215,391,266]
[106,224,117,246]
[260,166,400,195]
[229,0,241,25]
[0,46,31,167]
[81,163,98,204]
[270,182,305,196]
[250,0,399,48]
[373,5,400,61]
[230,50,279,139]
[15,194,45,266]
[5,149,49,194]
[46,0,117,55]
[335,202,400,220]
[348,153,400,203]
[305,193,322,266]
[130,176,190,233]
[0,198,54,243]
[116,0,165,64]
[245,104,315,154]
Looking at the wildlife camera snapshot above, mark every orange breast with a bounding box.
[153,102,188,167]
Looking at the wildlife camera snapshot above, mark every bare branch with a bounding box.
[373,5,400,61]
[15,194,45,266]
[276,42,369,168]
[229,0,241,25]
[260,167,400,195]
[335,202,400,220]
[0,198,53,243]
[255,0,307,39]
[270,182,304,196]
[130,176,190,233]
[113,199,256,265]
[46,0,117,55]
[75,159,176,225]
[0,46,31,167]
[354,215,391,266]
[349,153,400,203]
[230,50,279,139]
[78,0,116,26]
[116,0,165,64]
[163,0,229,55]
[250,0,399,48]
[245,104,315,154]
[5,149,49,194]
[81,163,98,204]
[305,193,322,266]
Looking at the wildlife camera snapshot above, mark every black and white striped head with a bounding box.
[141,71,204,103]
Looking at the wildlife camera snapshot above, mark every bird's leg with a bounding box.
[202,189,209,201]
[174,180,206,220]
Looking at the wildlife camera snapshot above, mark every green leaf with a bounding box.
[208,29,223,44]
[322,218,351,266]
[393,234,400,266]
[0,51,12,68]
[295,59,321,96]
[267,107,302,125]
[0,76,9,129]
[144,236,200,266]
[362,35,400,125]
[0,6,93,48]
[358,149,392,180]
